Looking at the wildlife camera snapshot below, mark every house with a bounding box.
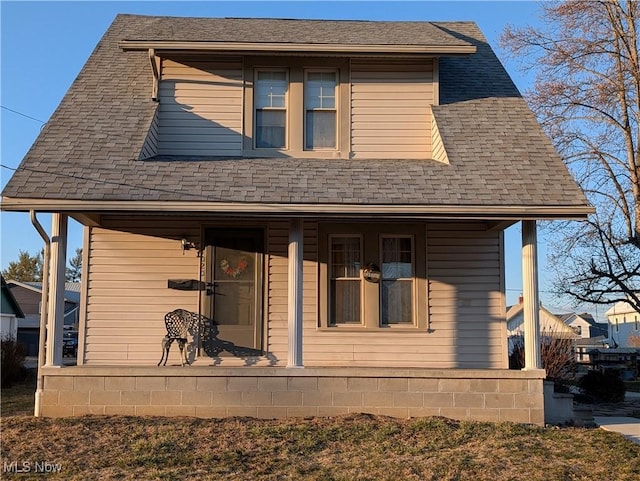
[507,302,578,340]
[557,312,609,362]
[0,15,592,424]
[606,298,640,348]
[559,312,608,339]
[0,276,25,339]
[506,302,578,361]
[5,280,81,356]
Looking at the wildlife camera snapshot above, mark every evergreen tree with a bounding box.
[1,250,43,282]
[66,248,82,282]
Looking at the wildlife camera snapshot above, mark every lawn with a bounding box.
[2,377,639,481]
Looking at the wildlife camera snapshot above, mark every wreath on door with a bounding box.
[220,256,249,278]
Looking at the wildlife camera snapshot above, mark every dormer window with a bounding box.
[255,70,288,148]
[304,70,337,150]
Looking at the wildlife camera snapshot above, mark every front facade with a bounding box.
[0,16,592,424]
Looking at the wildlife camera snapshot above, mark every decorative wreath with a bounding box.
[220,257,249,278]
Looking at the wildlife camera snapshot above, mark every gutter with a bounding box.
[118,40,477,56]
[30,210,50,418]
[1,198,595,220]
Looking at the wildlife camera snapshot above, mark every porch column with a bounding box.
[287,218,304,368]
[522,220,542,370]
[45,213,68,367]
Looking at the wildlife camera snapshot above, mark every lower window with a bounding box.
[320,224,425,329]
[381,236,414,325]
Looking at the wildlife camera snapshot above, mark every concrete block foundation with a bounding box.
[39,366,546,425]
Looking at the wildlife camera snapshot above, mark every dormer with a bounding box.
[121,18,475,162]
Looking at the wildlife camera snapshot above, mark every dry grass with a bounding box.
[2,377,640,481]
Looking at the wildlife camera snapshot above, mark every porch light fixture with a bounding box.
[181,237,195,252]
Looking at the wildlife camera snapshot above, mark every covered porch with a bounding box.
[33,210,545,424]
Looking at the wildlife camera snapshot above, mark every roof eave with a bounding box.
[118,40,476,55]
[0,197,594,220]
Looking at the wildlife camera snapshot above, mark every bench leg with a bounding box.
[177,338,190,366]
[158,336,172,366]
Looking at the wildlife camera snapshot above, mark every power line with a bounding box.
[1,105,47,125]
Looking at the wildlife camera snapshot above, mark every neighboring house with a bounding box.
[6,280,80,356]
[606,298,640,348]
[0,16,592,424]
[0,276,25,339]
[506,302,578,342]
[559,312,608,339]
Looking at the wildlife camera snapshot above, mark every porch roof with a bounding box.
[0,16,592,219]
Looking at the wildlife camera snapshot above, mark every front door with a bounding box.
[203,228,264,354]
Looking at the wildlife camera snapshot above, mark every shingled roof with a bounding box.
[1,15,591,218]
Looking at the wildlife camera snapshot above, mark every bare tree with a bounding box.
[502,0,640,312]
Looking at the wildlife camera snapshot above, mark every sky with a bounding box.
[0,0,604,318]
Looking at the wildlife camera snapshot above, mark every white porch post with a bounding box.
[522,220,542,370]
[45,213,68,367]
[287,218,304,368]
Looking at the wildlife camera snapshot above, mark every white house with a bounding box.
[606,299,640,348]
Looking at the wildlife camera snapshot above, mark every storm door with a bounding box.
[203,228,264,355]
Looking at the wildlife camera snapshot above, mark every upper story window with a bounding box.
[305,70,337,150]
[244,57,348,157]
[255,70,288,148]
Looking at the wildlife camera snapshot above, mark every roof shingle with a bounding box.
[1,15,591,215]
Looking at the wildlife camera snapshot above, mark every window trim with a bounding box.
[318,222,427,331]
[242,56,350,158]
[253,68,289,150]
[304,69,338,151]
[328,234,363,326]
[379,234,416,326]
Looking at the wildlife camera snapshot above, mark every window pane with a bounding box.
[306,111,336,149]
[306,72,336,109]
[382,280,413,324]
[382,237,413,278]
[331,280,361,324]
[330,237,360,278]
[256,110,286,148]
[256,71,287,108]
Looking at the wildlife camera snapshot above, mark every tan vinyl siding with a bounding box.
[139,106,159,160]
[304,221,506,369]
[264,221,318,362]
[84,218,201,365]
[350,59,433,159]
[426,223,506,368]
[266,221,289,360]
[157,57,243,156]
[431,114,449,164]
[83,218,505,369]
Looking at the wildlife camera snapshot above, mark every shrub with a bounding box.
[578,369,626,403]
[509,334,577,383]
[1,336,27,388]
